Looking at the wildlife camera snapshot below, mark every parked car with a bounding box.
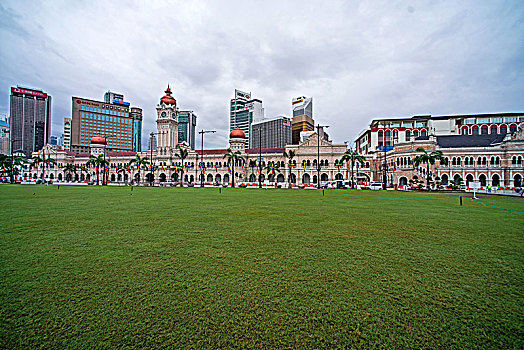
[369,182,383,190]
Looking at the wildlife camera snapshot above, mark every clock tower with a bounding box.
[156,85,179,155]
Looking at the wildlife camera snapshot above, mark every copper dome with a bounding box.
[230,127,246,139]
[91,135,107,145]
[160,85,176,105]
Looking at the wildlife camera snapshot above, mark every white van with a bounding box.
[369,182,383,190]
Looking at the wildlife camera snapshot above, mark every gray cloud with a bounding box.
[0,0,523,150]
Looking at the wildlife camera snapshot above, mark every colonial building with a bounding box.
[354,113,524,189]
[29,87,349,186]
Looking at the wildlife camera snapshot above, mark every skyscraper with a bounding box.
[230,89,264,148]
[0,117,9,155]
[178,110,197,149]
[148,133,157,151]
[291,96,314,144]
[251,116,292,149]
[70,92,139,153]
[63,117,71,151]
[9,86,51,158]
[130,107,143,152]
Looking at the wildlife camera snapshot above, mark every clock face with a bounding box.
[161,112,166,117]
[172,113,176,118]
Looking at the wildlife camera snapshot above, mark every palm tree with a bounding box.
[283,150,296,187]
[63,163,77,182]
[129,154,149,186]
[341,150,365,189]
[223,148,245,188]
[248,159,257,178]
[117,161,132,185]
[1,155,24,183]
[175,145,189,186]
[264,161,281,186]
[87,154,108,186]
[78,164,88,182]
[413,147,448,189]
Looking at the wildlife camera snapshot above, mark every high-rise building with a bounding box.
[57,133,64,147]
[230,89,264,148]
[291,96,314,144]
[130,107,143,152]
[251,116,292,149]
[0,117,9,155]
[148,133,157,151]
[104,91,124,104]
[9,86,52,158]
[50,136,58,145]
[70,92,139,153]
[63,118,71,150]
[178,110,197,149]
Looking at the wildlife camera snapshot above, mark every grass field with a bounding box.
[1,185,523,348]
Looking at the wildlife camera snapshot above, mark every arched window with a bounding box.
[413,130,419,137]
[492,174,500,187]
[490,125,498,134]
[512,156,517,165]
[378,131,384,146]
[465,157,469,166]
[500,125,507,134]
[472,125,479,135]
[481,125,488,135]
[324,159,329,167]
[490,156,495,166]
[421,129,427,137]
[479,174,487,187]
[406,130,411,139]
[307,160,311,166]
[461,126,469,135]
[518,156,523,165]
[509,124,518,133]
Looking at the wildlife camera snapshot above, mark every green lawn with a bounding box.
[1,185,523,348]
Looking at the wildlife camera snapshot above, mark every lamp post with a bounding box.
[199,129,216,187]
[316,124,329,189]
[382,122,387,190]
[258,126,262,188]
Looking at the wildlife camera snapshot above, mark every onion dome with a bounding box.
[160,84,177,105]
[230,126,246,139]
[90,135,107,145]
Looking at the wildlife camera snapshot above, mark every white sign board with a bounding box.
[470,181,481,189]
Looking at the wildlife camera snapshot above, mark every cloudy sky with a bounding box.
[1,0,523,149]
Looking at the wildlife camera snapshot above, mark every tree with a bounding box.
[78,164,88,182]
[223,148,245,188]
[413,147,447,190]
[175,145,189,187]
[283,150,296,187]
[129,154,149,186]
[1,154,24,183]
[341,150,365,189]
[248,159,257,176]
[450,176,463,190]
[264,161,281,185]
[117,161,133,185]
[63,163,77,182]
[87,154,108,186]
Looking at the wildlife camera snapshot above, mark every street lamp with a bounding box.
[382,122,388,190]
[199,129,216,187]
[316,124,329,189]
[258,126,262,188]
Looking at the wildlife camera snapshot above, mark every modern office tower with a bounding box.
[50,136,57,145]
[251,116,292,149]
[70,92,138,153]
[130,107,143,152]
[291,96,314,144]
[9,86,52,158]
[148,133,157,151]
[0,117,9,155]
[230,89,264,148]
[178,110,197,149]
[57,133,64,147]
[104,91,124,104]
[63,118,71,150]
